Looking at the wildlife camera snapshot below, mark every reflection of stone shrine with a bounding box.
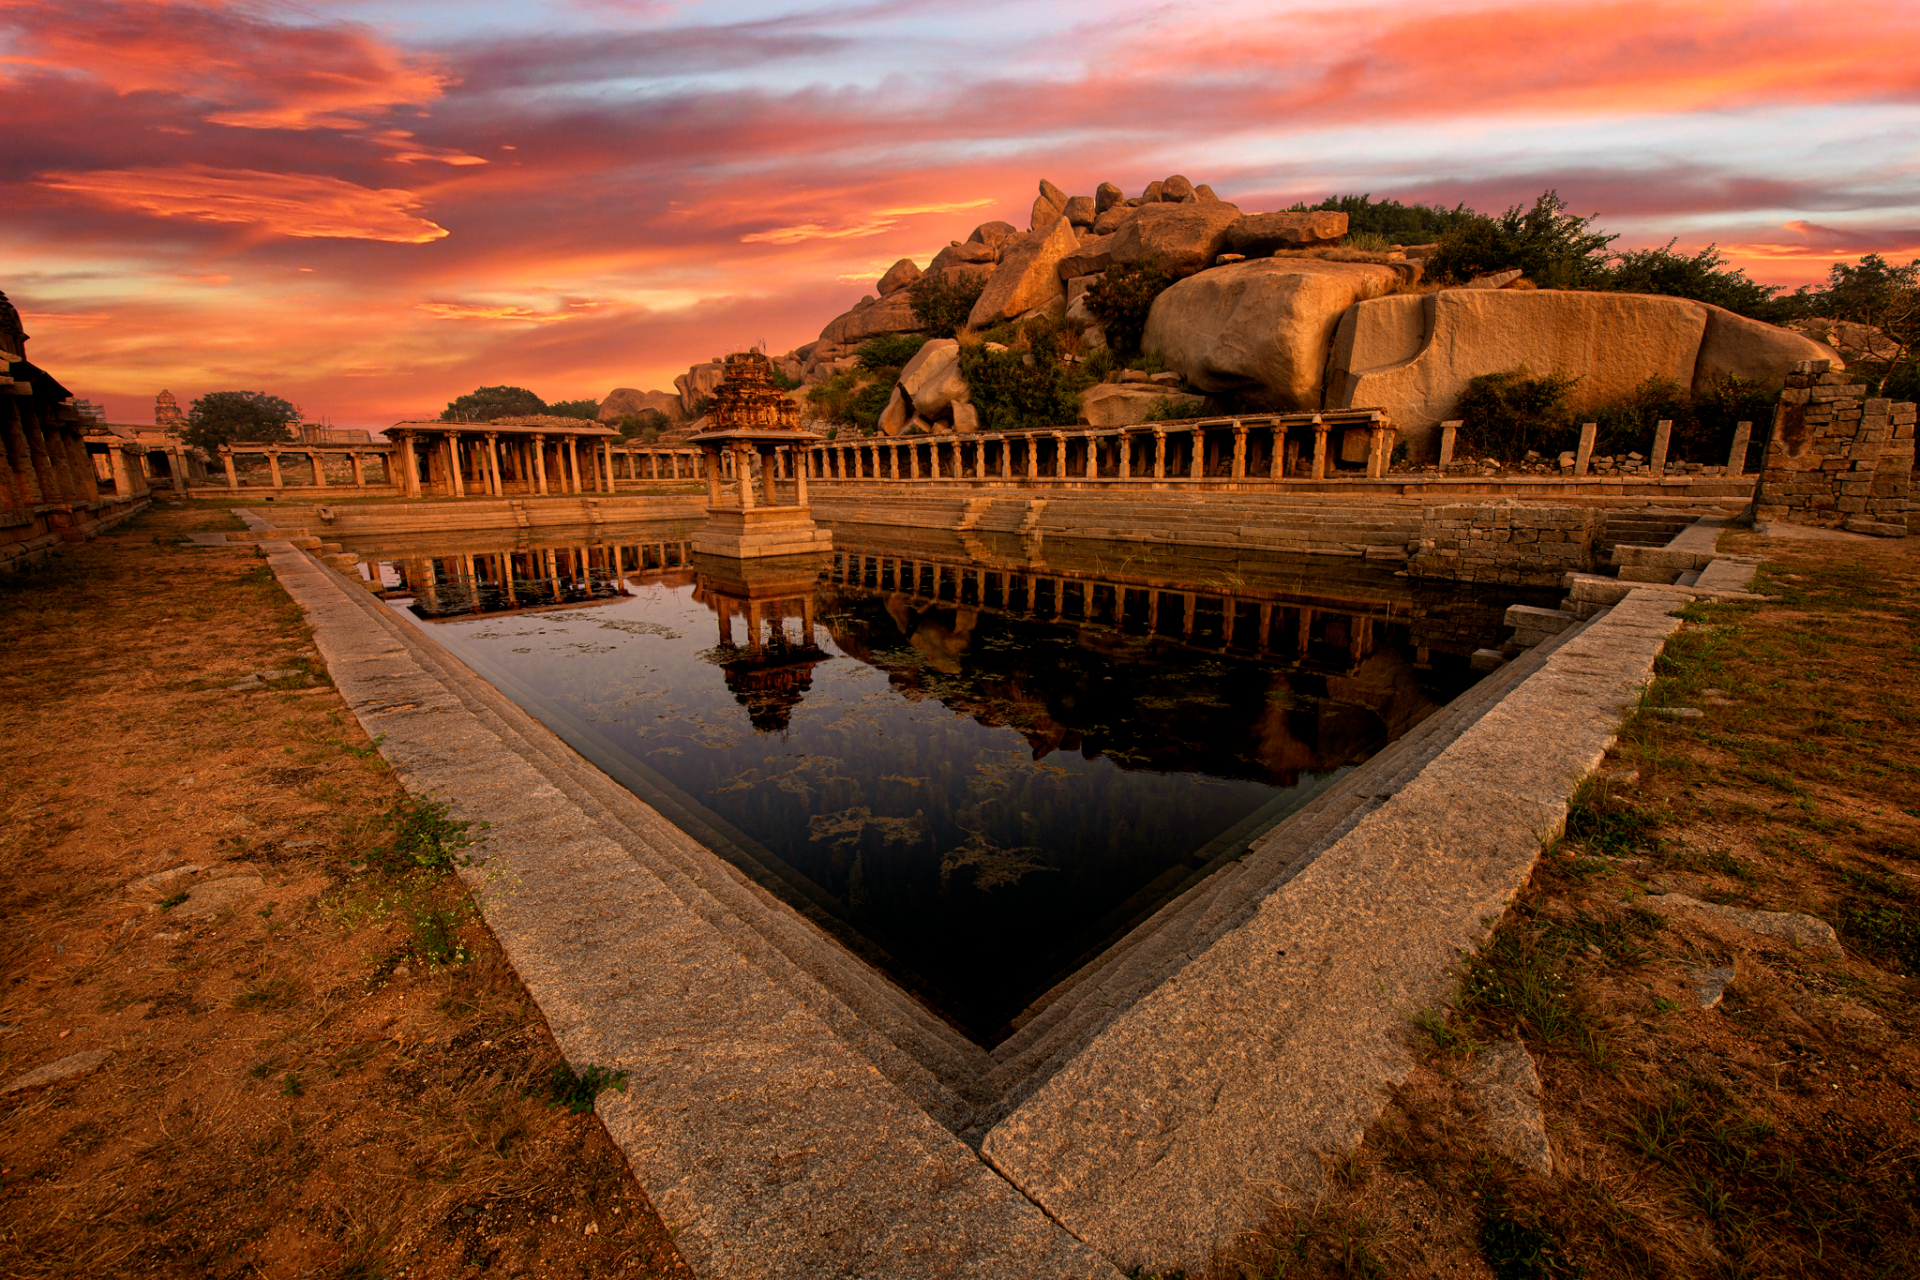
[694,551,832,732]
[689,352,832,558]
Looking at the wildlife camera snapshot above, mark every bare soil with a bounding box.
[0,503,693,1279]
[1200,531,1920,1280]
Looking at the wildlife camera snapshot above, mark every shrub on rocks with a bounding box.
[1455,366,1581,461]
[855,333,930,371]
[957,320,1086,433]
[1085,256,1176,358]
[908,271,987,339]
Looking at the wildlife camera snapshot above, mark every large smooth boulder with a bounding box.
[1079,384,1192,427]
[1160,174,1196,203]
[1695,307,1841,392]
[879,385,911,436]
[1326,289,1718,454]
[1056,233,1115,281]
[877,258,922,296]
[597,387,682,423]
[967,216,1079,328]
[1095,182,1125,214]
[1109,202,1244,278]
[1091,204,1139,237]
[1063,195,1096,227]
[898,339,966,417]
[968,221,1018,250]
[819,290,922,345]
[1142,258,1402,409]
[1226,211,1348,256]
[1031,179,1068,231]
[673,362,726,416]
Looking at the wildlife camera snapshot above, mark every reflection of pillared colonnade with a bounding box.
[804,411,1397,487]
[826,548,1402,675]
[2,291,153,568]
[384,538,694,618]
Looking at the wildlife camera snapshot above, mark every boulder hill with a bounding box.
[610,175,1839,457]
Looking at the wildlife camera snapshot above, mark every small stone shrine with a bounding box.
[690,351,832,558]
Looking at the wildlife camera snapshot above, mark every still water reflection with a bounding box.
[363,531,1516,1041]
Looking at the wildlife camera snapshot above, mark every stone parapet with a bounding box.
[1406,501,1602,586]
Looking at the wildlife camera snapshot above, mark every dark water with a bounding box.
[367,535,1505,1041]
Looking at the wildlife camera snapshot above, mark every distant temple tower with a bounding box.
[155,390,186,429]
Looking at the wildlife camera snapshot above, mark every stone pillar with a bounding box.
[1153,429,1166,479]
[533,434,549,495]
[1650,419,1673,477]
[350,452,365,487]
[1119,432,1132,480]
[1727,421,1752,477]
[928,441,942,480]
[168,446,188,493]
[1084,436,1097,480]
[222,449,239,491]
[1024,436,1037,480]
[735,444,755,508]
[1000,439,1012,480]
[487,434,502,495]
[1258,603,1272,648]
[447,433,466,497]
[308,451,325,488]
[793,446,809,507]
[1231,424,1247,480]
[1367,423,1394,479]
[704,450,723,506]
[566,438,581,493]
[890,445,901,480]
[1268,425,1284,480]
[3,407,41,506]
[1575,422,1597,478]
[1438,420,1461,469]
[105,444,138,497]
[1052,432,1067,479]
[1311,420,1329,479]
[267,450,284,489]
[603,440,615,493]
[1188,428,1204,480]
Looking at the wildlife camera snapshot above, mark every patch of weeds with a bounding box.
[280,1070,306,1097]
[1838,866,1920,973]
[406,903,473,967]
[158,891,188,910]
[1480,1195,1576,1279]
[248,1056,283,1080]
[357,795,487,875]
[546,1061,629,1115]
[333,731,387,763]
[1458,920,1611,1069]
[1564,779,1661,858]
[1554,906,1657,967]
[1414,1007,1477,1057]
[233,975,302,1010]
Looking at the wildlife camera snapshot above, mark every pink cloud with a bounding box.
[39,166,451,243]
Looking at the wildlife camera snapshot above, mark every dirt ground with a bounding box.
[1207,530,1920,1280]
[0,503,692,1279]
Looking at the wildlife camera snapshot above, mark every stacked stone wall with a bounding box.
[1760,359,1915,535]
[1407,501,1602,587]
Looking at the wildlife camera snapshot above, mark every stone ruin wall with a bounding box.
[1405,502,1602,587]
[1759,359,1916,536]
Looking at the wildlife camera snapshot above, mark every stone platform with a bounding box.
[689,505,833,558]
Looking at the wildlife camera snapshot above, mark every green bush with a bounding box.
[546,398,599,420]
[958,324,1086,433]
[1454,367,1581,461]
[1289,193,1482,244]
[1427,191,1615,288]
[856,333,930,370]
[848,380,893,434]
[1144,396,1209,422]
[908,271,987,339]
[613,408,670,441]
[1606,242,1788,322]
[768,364,802,391]
[1086,256,1175,357]
[1340,230,1395,253]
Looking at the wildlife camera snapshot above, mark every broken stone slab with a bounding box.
[1841,517,1907,538]
[1505,604,1577,646]
[176,874,267,919]
[1470,648,1506,672]
[1643,893,1843,957]
[2,1049,111,1096]
[1462,1040,1553,1175]
[126,863,206,897]
[1689,965,1735,1009]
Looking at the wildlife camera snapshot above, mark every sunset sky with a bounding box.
[5,0,1919,430]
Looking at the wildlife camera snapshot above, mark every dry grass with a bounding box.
[0,504,691,1279]
[1188,532,1920,1280]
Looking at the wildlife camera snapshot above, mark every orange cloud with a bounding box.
[4,0,449,132]
[416,300,592,323]
[39,166,450,243]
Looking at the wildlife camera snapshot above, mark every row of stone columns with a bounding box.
[804,418,1397,484]
[219,447,392,492]
[831,551,1382,662]
[2,397,117,511]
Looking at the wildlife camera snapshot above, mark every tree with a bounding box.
[1604,242,1788,322]
[613,409,670,441]
[440,385,545,422]
[1426,190,1616,288]
[908,271,988,339]
[182,390,298,452]
[1789,255,1920,399]
[546,398,599,420]
[1288,193,1482,245]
